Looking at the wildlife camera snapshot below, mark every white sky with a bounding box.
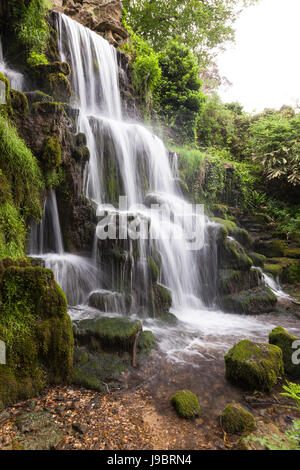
[217,0,300,112]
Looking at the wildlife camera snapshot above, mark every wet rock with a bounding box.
[221,286,277,314]
[224,340,284,392]
[0,411,10,424]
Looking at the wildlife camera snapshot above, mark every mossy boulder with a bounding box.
[221,402,256,434]
[14,411,64,450]
[269,327,300,379]
[218,269,260,296]
[265,257,300,284]
[249,252,266,268]
[255,239,286,258]
[264,263,282,278]
[221,286,277,314]
[48,73,72,102]
[218,236,253,271]
[42,135,62,170]
[137,331,157,355]
[212,218,237,234]
[224,340,284,392]
[153,283,173,318]
[10,89,29,119]
[74,316,142,353]
[0,262,74,407]
[171,390,201,419]
[284,248,300,259]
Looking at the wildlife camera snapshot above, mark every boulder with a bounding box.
[221,286,277,314]
[14,411,64,450]
[221,402,256,434]
[269,326,300,379]
[0,261,73,407]
[171,390,201,419]
[224,340,284,392]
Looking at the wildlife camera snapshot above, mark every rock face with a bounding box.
[52,0,128,46]
[224,340,284,392]
[0,259,74,408]
[269,327,300,379]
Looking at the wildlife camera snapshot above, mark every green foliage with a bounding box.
[0,114,43,220]
[250,111,300,186]
[123,0,258,66]
[158,40,205,143]
[17,0,51,60]
[247,382,300,450]
[197,94,251,158]
[121,20,161,113]
[27,51,49,67]
[0,202,26,259]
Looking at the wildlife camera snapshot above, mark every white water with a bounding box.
[0,38,24,91]
[27,13,298,366]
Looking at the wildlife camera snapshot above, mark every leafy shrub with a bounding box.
[27,51,49,67]
[158,40,205,143]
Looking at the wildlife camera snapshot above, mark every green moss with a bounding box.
[137,330,157,355]
[212,217,237,234]
[218,269,258,295]
[0,202,27,259]
[42,135,62,170]
[232,227,252,249]
[10,89,29,119]
[284,248,300,259]
[48,73,71,102]
[224,340,284,392]
[221,286,277,314]
[282,261,300,284]
[0,263,74,407]
[74,317,142,352]
[264,263,282,278]
[153,284,173,318]
[221,402,256,434]
[249,252,266,268]
[148,256,159,282]
[255,239,287,258]
[269,327,300,379]
[219,236,253,271]
[0,72,11,112]
[171,390,201,419]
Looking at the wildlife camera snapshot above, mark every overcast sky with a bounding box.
[217,0,300,112]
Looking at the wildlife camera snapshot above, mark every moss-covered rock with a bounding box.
[0,72,11,112]
[224,340,284,392]
[284,248,300,259]
[264,263,282,278]
[218,235,253,271]
[137,331,157,355]
[255,239,287,258]
[221,286,277,314]
[10,89,29,120]
[249,252,266,268]
[48,73,72,102]
[42,135,62,170]
[269,327,300,379]
[153,283,173,318]
[0,262,74,407]
[171,390,201,419]
[221,402,256,434]
[265,257,300,284]
[74,316,142,353]
[218,269,260,296]
[148,256,159,282]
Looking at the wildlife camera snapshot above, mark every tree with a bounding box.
[250,110,300,187]
[157,40,205,143]
[123,0,258,65]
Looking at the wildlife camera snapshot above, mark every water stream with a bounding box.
[26,13,299,367]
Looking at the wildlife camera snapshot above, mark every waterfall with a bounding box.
[29,190,97,306]
[55,13,217,313]
[0,38,24,91]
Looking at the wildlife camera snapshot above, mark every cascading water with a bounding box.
[29,190,97,306]
[56,12,215,313]
[28,12,299,365]
[0,38,24,91]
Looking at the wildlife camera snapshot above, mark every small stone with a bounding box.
[0,411,10,424]
[72,422,88,434]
